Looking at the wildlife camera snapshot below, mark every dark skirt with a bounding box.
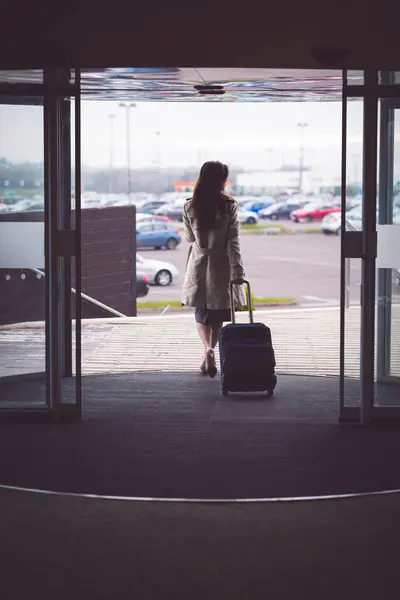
[195,308,231,326]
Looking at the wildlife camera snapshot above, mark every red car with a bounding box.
[136,213,172,223]
[290,202,341,223]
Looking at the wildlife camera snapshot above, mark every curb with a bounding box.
[240,227,322,235]
[137,301,298,315]
[176,224,322,235]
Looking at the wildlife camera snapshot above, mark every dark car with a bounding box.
[259,201,302,220]
[154,202,185,221]
[136,272,150,298]
[138,200,168,214]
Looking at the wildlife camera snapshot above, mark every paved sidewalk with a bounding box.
[82,307,354,377]
[0,306,363,379]
[1,305,399,380]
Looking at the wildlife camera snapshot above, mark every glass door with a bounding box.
[374,100,400,413]
[0,69,82,420]
[340,70,400,424]
[339,72,365,422]
[44,68,82,422]
[340,71,379,425]
[0,87,47,410]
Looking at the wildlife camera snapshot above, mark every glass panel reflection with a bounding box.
[0,100,46,407]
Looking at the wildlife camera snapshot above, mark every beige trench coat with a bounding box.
[181,196,246,310]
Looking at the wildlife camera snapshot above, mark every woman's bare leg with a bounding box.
[196,324,213,374]
[196,323,219,377]
[196,323,213,350]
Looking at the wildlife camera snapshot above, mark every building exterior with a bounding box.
[236,170,317,194]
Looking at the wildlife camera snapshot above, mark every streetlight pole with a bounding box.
[108,114,116,196]
[155,130,161,169]
[267,147,273,170]
[119,102,136,203]
[353,153,360,184]
[297,122,308,192]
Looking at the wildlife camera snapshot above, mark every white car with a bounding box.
[322,206,400,235]
[321,206,362,235]
[136,253,179,286]
[238,209,259,225]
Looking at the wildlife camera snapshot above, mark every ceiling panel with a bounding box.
[0,68,364,101]
[81,67,354,101]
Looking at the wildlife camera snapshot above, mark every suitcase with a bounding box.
[219,279,277,397]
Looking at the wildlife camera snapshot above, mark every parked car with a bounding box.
[236,197,259,207]
[136,272,150,298]
[136,253,179,286]
[238,209,259,225]
[322,205,400,235]
[259,201,302,220]
[164,205,185,221]
[136,213,171,223]
[154,198,187,220]
[136,220,182,250]
[154,203,185,221]
[241,198,275,213]
[290,202,340,223]
[321,207,360,235]
[137,200,168,214]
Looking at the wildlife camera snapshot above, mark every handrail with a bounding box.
[30,268,126,318]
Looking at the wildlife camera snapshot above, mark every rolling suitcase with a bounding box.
[219,279,277,397]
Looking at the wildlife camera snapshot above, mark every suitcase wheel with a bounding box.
[266,388,274,398]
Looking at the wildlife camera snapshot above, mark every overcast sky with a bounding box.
[0,100,368,181]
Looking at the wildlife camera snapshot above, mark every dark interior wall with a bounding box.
[0,206,137,325]
[0,1,399,69]
[79,206,136,317]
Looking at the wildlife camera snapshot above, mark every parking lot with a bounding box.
[139,232,365,306]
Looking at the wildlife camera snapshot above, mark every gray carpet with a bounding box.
[1,372,400,498]
[0,487,398,600]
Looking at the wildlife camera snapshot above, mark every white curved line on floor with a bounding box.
[0,483,399,503]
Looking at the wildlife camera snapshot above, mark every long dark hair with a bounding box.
[191,161,229,231]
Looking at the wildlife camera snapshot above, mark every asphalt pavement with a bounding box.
[138,230,399,307]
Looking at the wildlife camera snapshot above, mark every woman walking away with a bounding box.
[182,161,246,378]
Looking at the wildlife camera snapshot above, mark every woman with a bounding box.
[182,161,246,378]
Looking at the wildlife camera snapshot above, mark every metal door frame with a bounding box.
[0,70,81,418]
[339,70,365,423]
[377,98,400,385]
[340,70,400,424]
[44,68,82,421]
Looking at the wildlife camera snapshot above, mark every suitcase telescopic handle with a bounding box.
[230,279,254,324]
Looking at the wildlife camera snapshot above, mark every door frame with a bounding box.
[376,98,400,386]
[340,70,400,424]
[0,69,82,420]
[44,67,82,422]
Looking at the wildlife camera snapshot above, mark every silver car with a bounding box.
[136,253,179,286]
[238,209,259,225]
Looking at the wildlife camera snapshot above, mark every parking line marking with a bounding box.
[302,295,329,302]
